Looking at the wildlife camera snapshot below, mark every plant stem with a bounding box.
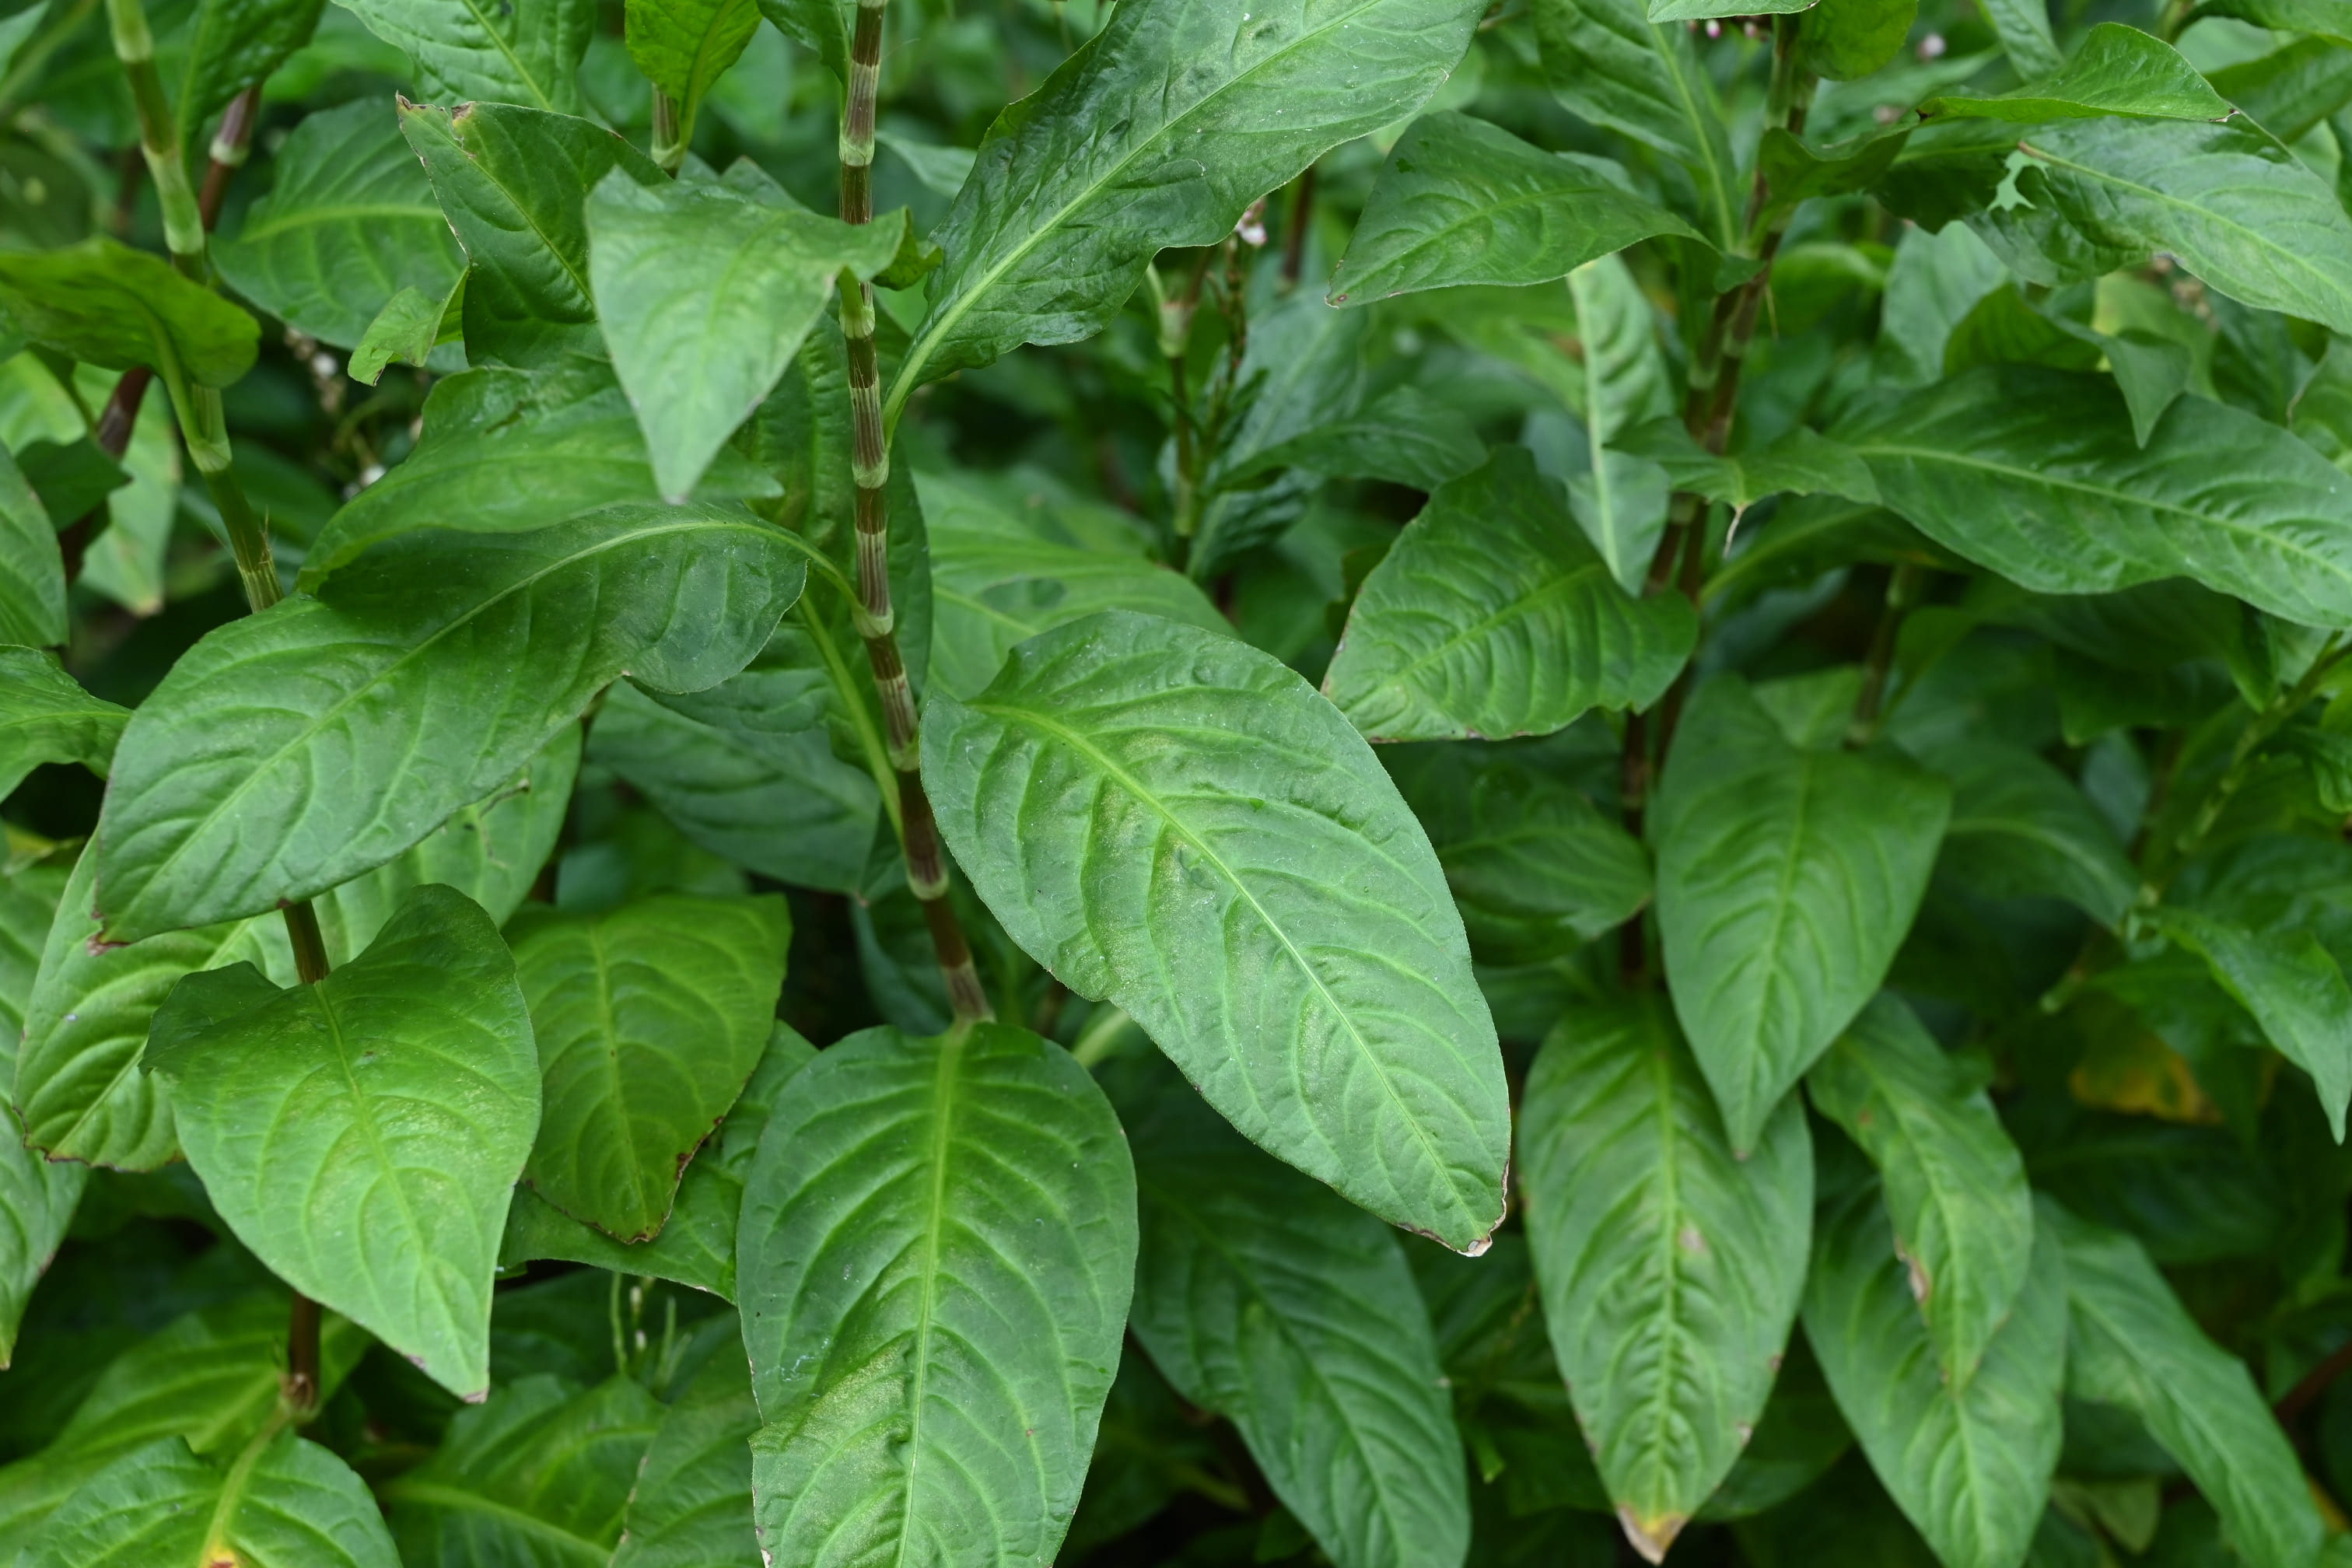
[1848,562,1925,745]
[284,1290,323,1416]
[651,86,684,174]
[198,86,261,226]
[835,0,991,1024]
[1279,163,1315,289]
[105,0,205,277]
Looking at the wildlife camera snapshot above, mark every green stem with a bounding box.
[200,1400,296,1561]
[105,0,205,276]
[835,1,990,1024]
[651,86,684,175]
[1069,1004,1136,1068]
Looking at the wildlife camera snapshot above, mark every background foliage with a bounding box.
[5,0,2352,1559]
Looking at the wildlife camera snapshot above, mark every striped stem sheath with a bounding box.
[104,0,204,275]
[835,0,991,1021]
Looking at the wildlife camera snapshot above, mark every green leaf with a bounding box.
[890,0,1485,410]
[512,892,786,1241]
[1224,385,1486,493]
[589,655,878,896]
[1531,0,1740,246]
[1617,421,1881,513]
[2210,36,2352,142]
[2104,331,2195,448]
[341,0,591,111]
[399,100,663,368]
[1917,736,2137,926]
[1385,744,1652,964]
[1563,257,1674,590]
[1839,366,2352,628]
[0,443,65,648]
[625,0,761,152]
[0,236,257,388]
[924,609,1510,1250]
[611,1351,760,1568]
[922,467,1230,700]
[16,732,572,1171]
[347,275,466,386]
[1117,1054,1470,1568]
[1921,25,2226,121]
[306,359,782,578]
[0,647,128,797]
[1798,0,1918,80]
[385,1374,663,1563]
[2047,1203,2326,1568]
[1982,118,2352,333]
[1647,0,1808,20]
[214,96,464,352]
[2192,0,2352,44]
[1807,996,2035,1387]
[0,852,75,1368]
[2143,904,2352,1139]
[1654,675,1951,1153]
[733,1020,1136,1568]
[95,502,802,942]
[754,0,847,86]
[1803,1185,2063,1568]
[1976,0,2061,77]
[145,885,540,1398]
[877,129,977,198]
[18,1433,397,1568]
[0,1294,369,1544]
[169,0,327,147]
[584,169,904,502]
[503,1021,814,1298]
[1323,449,1696,744]
[1518,997,1812,1561]
[1327,114,1702,306]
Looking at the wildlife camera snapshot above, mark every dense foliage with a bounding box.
[5,0,2352,1557]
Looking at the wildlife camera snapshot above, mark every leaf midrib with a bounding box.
[112,514,775,926]
[892,0,1422,415]
[380,1479,610,1564]
[1347,556,1626,717]
[231,203,450,243]
[975,701,1481,1238]
[889,1027,965,1568]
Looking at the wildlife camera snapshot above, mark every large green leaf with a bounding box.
[1916,736,2137,928]
[214,96,464,352]
[400,100,663,368]
[16,732,572,1171]
[890,0,1484,410]
[385,1374,663,1564]
[733,1021,1136,1568]
[341,0,591,111]
[1327,113,1701,306]
[1518,997,1812,1559]
[0,853,74,1368]
[589,658,877,896]
[752,0,847,84]
[1979,117,2352,333]
[0,443,65,647]
[1920,24,2227,122]
[0,1294,369,1547]
[626,0,761,152]
[1530,0,1740,245]
[920,467,1229,701]
[1385,745,1650,964]
[94,502,801,942]
[1804,1185,2063,1568]
[1806,996,2034,1387]
[18,1433,397,1568]
[1322,449,1695,744]
[1976,0,2060,75]
[1117,1054,1470,1568]
[1839,366,2352,628]
[1559,257,1674,590]
[610,1351,760,1568]
[305,359,782,578]
[503,1022,813,1299]
[2144,904,2352,1139]
[586,169,904,502]
[1654,675,1951,1153]
[167,0,327,145]
[512,892,786,1241]
[1221,385,1485,493]
[145,885,539,1399]
[2047,1203,2325,1568]
[0,647,128,798]
[924,609,1510,1250]
[0,237,257,389]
